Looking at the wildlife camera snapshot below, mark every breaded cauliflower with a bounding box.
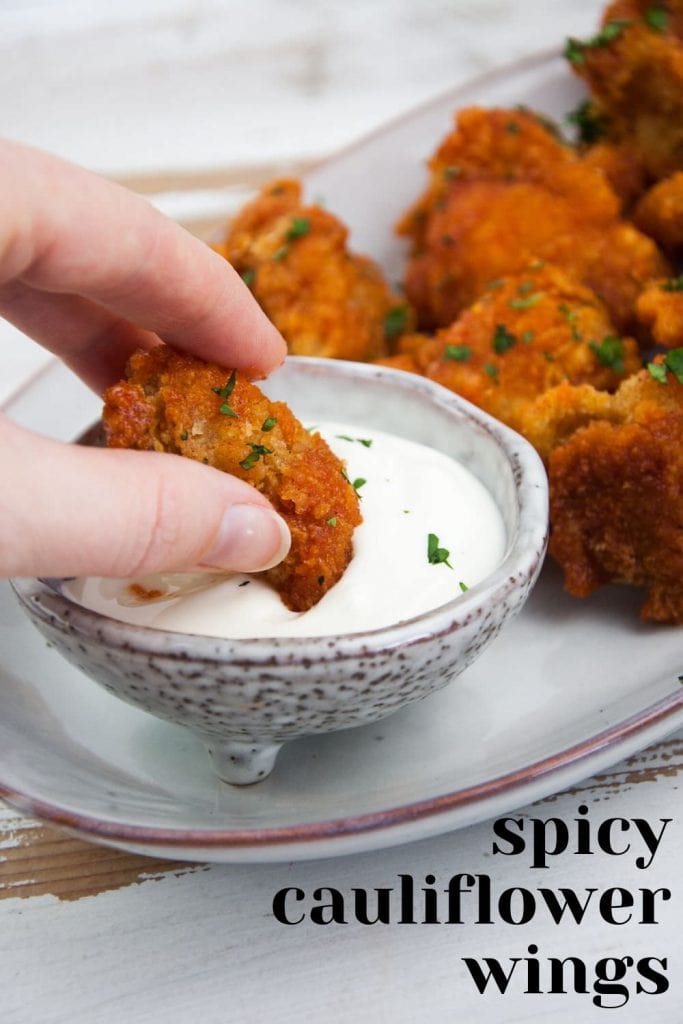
[214,179,413,362]
[103,347,362,612]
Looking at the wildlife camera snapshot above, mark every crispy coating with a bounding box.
[541,367,683,623]
[103,347,362,613]
[379,265,641,438]
[581,142,648,210]
[568,0,683,180]
[398,108,667,332]
[633,171,683,253]
[214,179,413,362]
[636,274,683,347]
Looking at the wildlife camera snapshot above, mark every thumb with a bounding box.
[0,415,291,579]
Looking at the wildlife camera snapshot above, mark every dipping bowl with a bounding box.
[12,358,548,784]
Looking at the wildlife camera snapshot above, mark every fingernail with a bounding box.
[201,504,291,572]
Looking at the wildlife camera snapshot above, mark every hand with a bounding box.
[0,139,290,579]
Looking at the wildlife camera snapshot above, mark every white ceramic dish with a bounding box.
[1,51,682,862]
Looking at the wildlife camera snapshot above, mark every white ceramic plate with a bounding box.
[2,52,682,863]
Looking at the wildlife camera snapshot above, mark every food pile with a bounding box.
[204,0,683,624]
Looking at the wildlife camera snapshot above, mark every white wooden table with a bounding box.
[1,3,682,1021]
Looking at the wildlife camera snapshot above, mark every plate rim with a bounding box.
[1,688,682,851]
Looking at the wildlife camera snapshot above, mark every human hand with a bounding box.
[0,139,290,579]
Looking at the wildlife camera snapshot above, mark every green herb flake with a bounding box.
[326,517,338,527]
[651,347,683,384]
[261,416,277,432]
[508,291,544,310]
[665,348,683,382]
[589,335,626,374]
[443,165,461,180]
[272,245,289,262]
[427,532,453,569]
[459,581,469,593]
[644,6,668,32]
[286,216,311,242]
[661,274,683,292]
[647,361,669,384]
[492,324,517,354]
[179,431,189,441]
[352,477,367,496]
[444,343,471,362]
[566,99,607,145]
[241,268,256,288]
[506,121,521,134]
[484,363,499,380]
[212,370,238,417]
[239,443,273,471]
[565,19,632,65]
[522,330,535,344]
[336,434,373,447]
[384,305,409,339]
[517,280,535,296]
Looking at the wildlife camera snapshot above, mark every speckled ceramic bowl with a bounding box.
[12,358,548,785]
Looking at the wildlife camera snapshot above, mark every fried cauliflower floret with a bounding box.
[636,274,683,347]
[543,364,683,623]
[103,347,362,613]
[214,179,413,362]
[633,171,683,253]
[398,108,667,332]
[379,265,641,437]
[567,0,683,180]
[581,141,648,210]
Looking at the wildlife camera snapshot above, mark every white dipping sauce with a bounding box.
[68,424,506,638]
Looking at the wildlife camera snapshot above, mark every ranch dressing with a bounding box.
[68,424,506,638]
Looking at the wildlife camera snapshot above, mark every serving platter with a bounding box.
[1,52,682,863]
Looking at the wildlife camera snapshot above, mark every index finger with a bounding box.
[0,139,286,378]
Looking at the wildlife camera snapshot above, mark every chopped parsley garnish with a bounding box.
[648,347,683,384]
[444,343,471,362]
[589,335,626,373]
[336,434,373,447]
[272,245,289,262]
[484,363,499,379]
[647,361,668,384]
[384,305,409,339]
[443,165,461,179]
[241,268,256,287]
[326,517,338,527]
[352,477,367,496]
[239,443,272,471]
[261,416,277,432]
[492,324,517,354]
[459,581,469,593]
[517,280,535,295]
[644,6,668,32]
[543,351,556,363]
[661,274,683,292]
[506,121,521,134]
[521,330,535,344]
[565,20,632,65]
[286,216,311,241]
[212,369,238,417]
[566,99,608,145]
[179,431,189,441]
[427,533,453,569]
[508,291,544,310]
